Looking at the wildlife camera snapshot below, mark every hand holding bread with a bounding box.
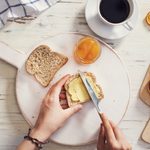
[30,75,82,142]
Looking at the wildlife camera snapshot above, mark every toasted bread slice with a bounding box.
[65,72,104,107]
[26,45,68,87]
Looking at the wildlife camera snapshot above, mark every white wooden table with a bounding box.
[0,0,150,149]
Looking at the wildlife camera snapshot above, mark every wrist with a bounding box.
[30,128,52,142]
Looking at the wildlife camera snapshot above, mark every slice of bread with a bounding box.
[65,72,104,107]
[26,45,68,87]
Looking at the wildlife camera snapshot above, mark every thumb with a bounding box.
[64,104,82,119]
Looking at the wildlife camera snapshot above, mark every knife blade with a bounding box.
[78,71,102,115]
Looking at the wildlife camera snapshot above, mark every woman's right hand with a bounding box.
[97,114,132,150]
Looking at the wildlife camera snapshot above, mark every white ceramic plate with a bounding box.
[85,0,139,40]
[0,33,130,146]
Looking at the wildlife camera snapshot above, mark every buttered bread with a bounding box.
[65,72,104,107]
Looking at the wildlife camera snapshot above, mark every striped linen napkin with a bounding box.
[0,0,59,29]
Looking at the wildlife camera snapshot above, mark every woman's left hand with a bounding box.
[30,75,82,142]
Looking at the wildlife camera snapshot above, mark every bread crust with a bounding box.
[26,45,68,87]
[65,72,104,107]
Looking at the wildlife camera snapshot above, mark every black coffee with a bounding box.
[100,0,130,23]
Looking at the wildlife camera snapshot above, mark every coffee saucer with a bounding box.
[85,0,139,40]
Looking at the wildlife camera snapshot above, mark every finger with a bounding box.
[59,98,68,109]
[61,86,65,91]
[60,99,68,107]
[55,74,70,88]
[97,124,105,149]
[109,120,125,140]
[109,120,132,149]
[61,104,69,109]
[59,93,66,100]
[47,75,70,100]
[100,113,116,144]
[64,104,82,119]
[60,89,66,94]
[59,99,68,105]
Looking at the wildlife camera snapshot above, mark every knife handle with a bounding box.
[98,112,103,120]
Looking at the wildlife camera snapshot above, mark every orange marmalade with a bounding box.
[74,37,101,64]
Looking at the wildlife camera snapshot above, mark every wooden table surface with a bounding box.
[0,0,150,149]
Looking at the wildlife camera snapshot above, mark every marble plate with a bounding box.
[0,33,130,146]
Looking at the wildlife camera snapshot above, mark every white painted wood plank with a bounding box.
[0,0,149,149]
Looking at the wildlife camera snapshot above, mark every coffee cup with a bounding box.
[97,0,134,31]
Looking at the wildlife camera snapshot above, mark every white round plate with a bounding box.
[16,33,130,146]
[85,0,139,40]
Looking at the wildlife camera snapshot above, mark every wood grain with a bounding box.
[0,0,150,149]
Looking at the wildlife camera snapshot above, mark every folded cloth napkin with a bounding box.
[0,0,59,29]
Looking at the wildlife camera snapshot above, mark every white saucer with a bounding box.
[85,0,139,40]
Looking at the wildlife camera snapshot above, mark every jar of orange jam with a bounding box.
[74,37,101,64]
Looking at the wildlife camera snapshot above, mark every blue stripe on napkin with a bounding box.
[0,0,59,29]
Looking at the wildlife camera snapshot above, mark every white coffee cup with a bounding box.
[97,0,134,31]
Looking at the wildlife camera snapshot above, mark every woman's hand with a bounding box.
[30,75,82,142]
[97,114,132,150]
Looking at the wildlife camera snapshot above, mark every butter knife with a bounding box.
[79,71,102,116]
